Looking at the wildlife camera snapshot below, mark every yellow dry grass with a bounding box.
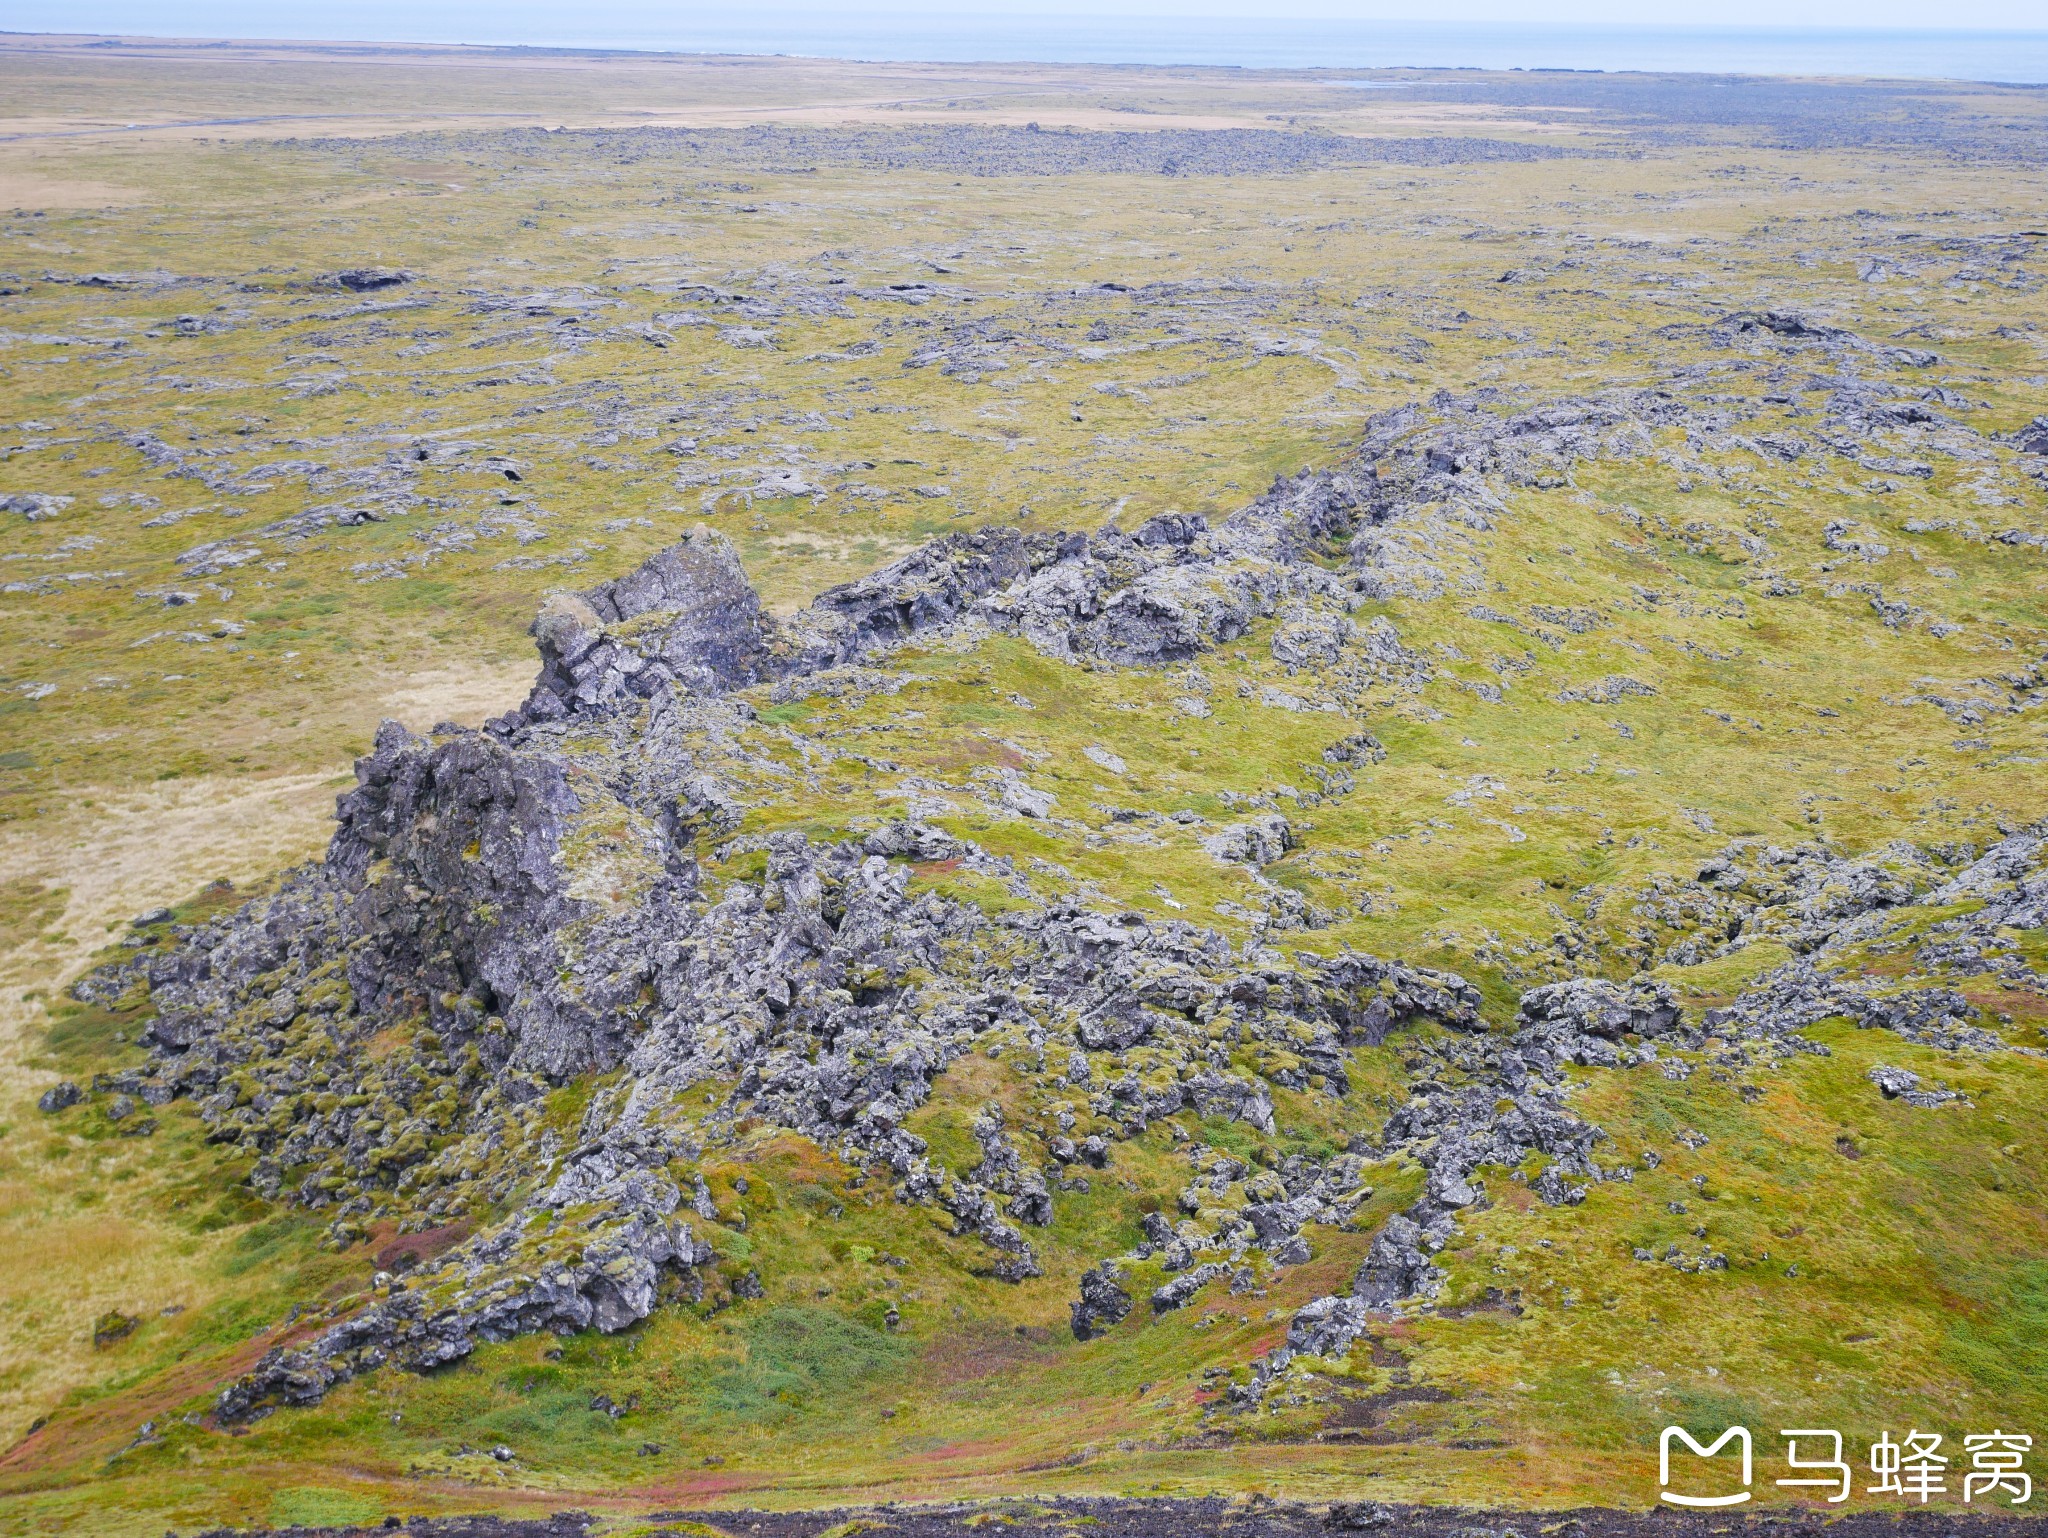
[0,659,530,1445]
[0,769,331,1441]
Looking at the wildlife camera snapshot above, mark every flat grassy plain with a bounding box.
[0,35,2045,1536]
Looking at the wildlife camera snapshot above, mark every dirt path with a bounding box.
[201,1499,2048,1538]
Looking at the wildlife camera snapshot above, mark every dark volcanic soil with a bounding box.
[204,1498,2048,1538]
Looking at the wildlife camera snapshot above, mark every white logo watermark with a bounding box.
[1659,1426,1752,1507]
[1658,1427,2033,1507]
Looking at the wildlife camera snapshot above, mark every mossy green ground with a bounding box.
[11,973,2048,1534]
[2,38,2047,1538]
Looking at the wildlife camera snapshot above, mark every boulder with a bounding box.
[1070,1261,1132,1340]
[1201,814,1296,866]
[37,1081,81,1113]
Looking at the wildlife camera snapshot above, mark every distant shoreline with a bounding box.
[7,14,2048,82]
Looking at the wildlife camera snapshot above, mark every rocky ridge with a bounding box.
[63,373,2046,1422]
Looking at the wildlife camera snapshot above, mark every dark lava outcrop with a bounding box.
[67,384,2044,1422]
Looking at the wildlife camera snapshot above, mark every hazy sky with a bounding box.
[19,0,2048,32]
[818,0,2038,20]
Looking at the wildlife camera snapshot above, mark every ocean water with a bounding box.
[13,5,2048,83]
